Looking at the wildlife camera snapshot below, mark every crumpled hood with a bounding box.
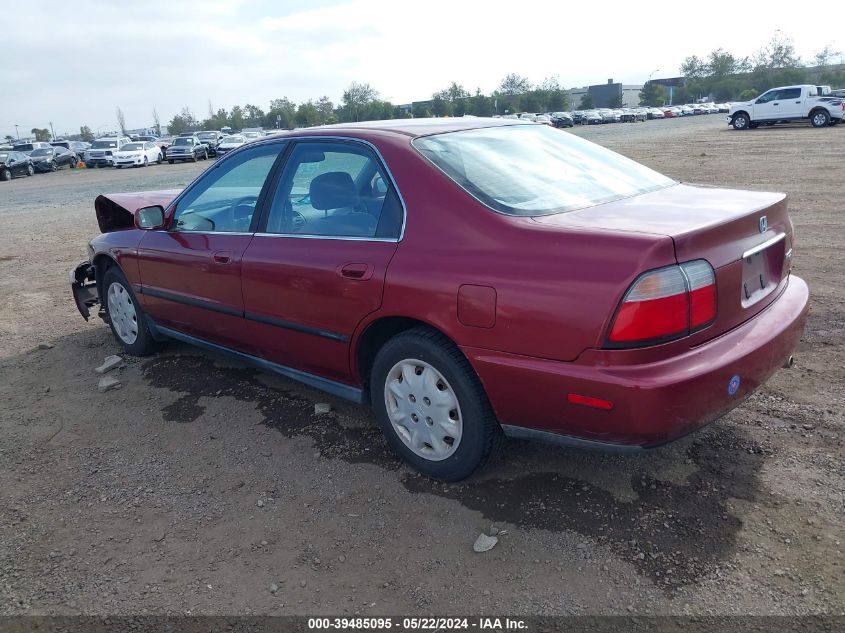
[94,189,181,233]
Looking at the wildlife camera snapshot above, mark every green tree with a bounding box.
[168,107,198,135]
[79,125,94,142]
[316,96,336,125]
[31,128,51,141]
[681,55,708,79]
[341,81,379,122]
[230,105,245,130]
[431,94,452,117]
[295,101,321,127]
[753,31,800,69]
[579,93,595,109]
[4,134,14,143]
[498,73,531,95]
[242,104,265,127]
[639,81,667,106]
[608,92,623,108]
[265,98,297,129]
[814,44,841,68]
[412,103,432,118]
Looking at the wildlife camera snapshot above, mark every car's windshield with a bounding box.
[13,144,34,151]
[197,133,216,139]
[30,148,54,157]
[0,153,8,161]
[413,124,675,216]
[221,136,244,143]
[91,140,118,148]
[121,143,144,151]
[173,138,194,146]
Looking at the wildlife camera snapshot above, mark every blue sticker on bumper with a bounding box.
[727,374,741,396]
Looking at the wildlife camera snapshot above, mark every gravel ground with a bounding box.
[0,117,843,616]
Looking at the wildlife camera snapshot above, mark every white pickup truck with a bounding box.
[727,84,845,130]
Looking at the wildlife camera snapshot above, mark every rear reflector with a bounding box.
[567,393,614,410]
[607,260,717,346]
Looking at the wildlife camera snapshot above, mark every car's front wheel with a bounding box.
[1,168,10,181]
[102,266,156,356]
[732,113,750,130]
[370,328,500,481]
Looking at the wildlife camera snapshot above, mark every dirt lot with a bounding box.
[1,117,843,616]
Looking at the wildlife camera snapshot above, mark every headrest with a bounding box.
[309,171,360,210]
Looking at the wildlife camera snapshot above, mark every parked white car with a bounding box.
[215,135,247,156]
[113,141,163,168]
[728,84,845,129]
[534,114,553,125]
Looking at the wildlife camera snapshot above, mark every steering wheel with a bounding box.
[284,197,307,232]
[231,195,258,219]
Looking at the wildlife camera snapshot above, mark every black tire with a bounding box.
[26,164,34,176]
[143,156,148,167]
[810,109,830,128]
[101,266,156,356]
[191,152,198,163]
[732,112,750,130]
[49,161,57,172]
[69,158,76,169]
[168,160,174,165]
[370,327,501,481]
[156,152,162,164]
[85,163,94,169]
[1,168,10,181]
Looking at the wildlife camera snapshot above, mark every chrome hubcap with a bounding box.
[107,282,138,344]
[384,359,462,461]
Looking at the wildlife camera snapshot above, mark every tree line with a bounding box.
[640,32,844,106]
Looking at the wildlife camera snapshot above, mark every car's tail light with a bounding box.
[607,260,716,346]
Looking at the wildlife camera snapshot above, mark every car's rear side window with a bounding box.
[413,124,674,216]
[264,141,402,239]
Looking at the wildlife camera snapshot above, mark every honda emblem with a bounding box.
[758,216,767,233]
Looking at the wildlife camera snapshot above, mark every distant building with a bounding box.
[569,79,643,108]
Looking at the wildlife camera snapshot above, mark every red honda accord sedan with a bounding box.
[71,118,809,480]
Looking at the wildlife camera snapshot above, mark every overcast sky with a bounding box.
[2,0,842,138]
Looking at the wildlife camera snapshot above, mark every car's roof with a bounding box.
[287,117,534,139]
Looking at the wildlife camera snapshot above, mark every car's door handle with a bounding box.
[213,251,232,264]
[795,101,801,104]
[773,102,779,106]
[338,263,373,280]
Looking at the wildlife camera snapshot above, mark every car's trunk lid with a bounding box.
[532,183,794,345]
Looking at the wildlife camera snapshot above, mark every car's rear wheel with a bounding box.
[811,110,830,128]
[156,152,162,164]
[143,156,148,167]
[370,328,500,481]
[102,266,156,356]
[732,113,750,130]
[1,168,10,181]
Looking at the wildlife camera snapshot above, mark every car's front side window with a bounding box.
[264,141,402,239]
[172,143,285,233]
[756,90,778,104]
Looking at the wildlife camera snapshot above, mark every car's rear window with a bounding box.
[413,124,675,216]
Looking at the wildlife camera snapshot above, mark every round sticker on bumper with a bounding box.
[728,374,741,396]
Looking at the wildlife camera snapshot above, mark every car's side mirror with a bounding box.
[135,205,165,230]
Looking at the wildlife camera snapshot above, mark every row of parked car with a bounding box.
[501,102,732,128]
[0,131,267,179]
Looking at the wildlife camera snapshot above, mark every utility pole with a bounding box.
[49,122,56,140]
[14,124,20,140]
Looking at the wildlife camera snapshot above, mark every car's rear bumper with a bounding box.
[464,275,809,449]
